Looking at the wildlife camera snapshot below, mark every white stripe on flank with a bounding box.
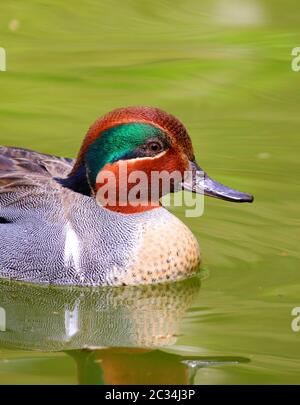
[64,222,81,274]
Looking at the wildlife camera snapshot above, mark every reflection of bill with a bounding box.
[0,307,6,331]
[292,47,300,72]
[69,348,248,385]
[0,48,6,72]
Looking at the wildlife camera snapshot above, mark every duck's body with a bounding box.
[0,146,199,286]
[0,107,252,286]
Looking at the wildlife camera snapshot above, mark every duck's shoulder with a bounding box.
[0,146,74,192]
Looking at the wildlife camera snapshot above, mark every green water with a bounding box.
[0,0,300,384]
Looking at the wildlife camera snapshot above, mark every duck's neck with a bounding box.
[57,163,161,214]
[57,163,92,196]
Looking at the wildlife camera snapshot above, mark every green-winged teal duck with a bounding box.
[0,106,253,286]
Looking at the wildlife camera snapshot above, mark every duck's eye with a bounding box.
[147,141,163,153]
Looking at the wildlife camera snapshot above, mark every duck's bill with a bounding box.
[182,161,254,203]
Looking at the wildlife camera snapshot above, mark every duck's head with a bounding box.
[63,106,253,213]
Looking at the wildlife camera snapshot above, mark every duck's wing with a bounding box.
[0,146,74,192]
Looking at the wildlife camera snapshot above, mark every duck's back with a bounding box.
[0,146,73,179]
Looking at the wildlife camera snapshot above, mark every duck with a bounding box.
[0,106,253,286]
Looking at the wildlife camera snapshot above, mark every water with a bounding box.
[0,0,300,384]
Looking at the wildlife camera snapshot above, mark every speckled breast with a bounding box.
[108,208,201,286]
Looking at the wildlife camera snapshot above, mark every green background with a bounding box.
[0,0,300,384]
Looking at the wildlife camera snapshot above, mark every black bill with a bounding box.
[182,160,254,203]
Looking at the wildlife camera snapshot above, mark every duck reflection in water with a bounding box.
[0,276,248,384]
